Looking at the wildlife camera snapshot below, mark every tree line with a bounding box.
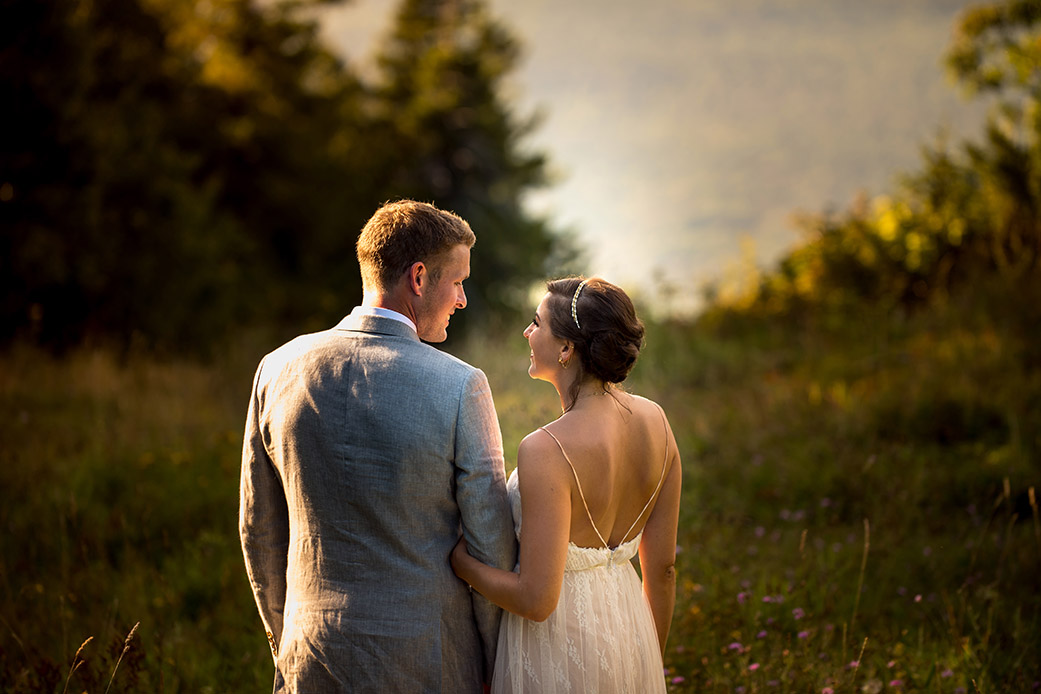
[1,0,575,354]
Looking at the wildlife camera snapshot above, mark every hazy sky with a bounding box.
[318,0,988,313]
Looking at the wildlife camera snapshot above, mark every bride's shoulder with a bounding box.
[516,426,574,484]
[519,424,563,456]
[622,392,665,418]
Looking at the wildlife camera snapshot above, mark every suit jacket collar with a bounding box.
[335,311,421,342]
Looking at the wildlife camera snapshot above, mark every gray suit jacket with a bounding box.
[240,311,517,693]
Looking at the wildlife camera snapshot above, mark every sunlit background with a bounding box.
[320,0,986,313]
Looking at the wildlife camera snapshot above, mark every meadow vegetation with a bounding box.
[1,270,1038,692]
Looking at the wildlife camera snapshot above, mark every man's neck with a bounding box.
[361,290,419,327]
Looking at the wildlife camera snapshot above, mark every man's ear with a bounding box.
[408,261,426,296]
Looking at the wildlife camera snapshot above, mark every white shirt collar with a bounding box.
[350,306,417,333]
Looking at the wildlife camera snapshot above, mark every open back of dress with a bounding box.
[491,408,670,694]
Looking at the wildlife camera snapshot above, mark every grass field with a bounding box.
[1,297,1038,692]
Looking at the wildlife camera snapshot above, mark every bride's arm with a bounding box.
[452,432,572,622]
[638,421,682,656]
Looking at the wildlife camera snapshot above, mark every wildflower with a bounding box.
[792,607,805,620]
[823,688,835,694]
[671,676,685,684]
[728,642,744,651]
[914,594,922,603]
[757,630,767,639]
[762,596,773,603]
[737,592,749,604]
[941,669,953,678]
[889,680,903,688]
[847,660,860,669]
[767,681,779,688]
[820,497,832,508]
[749,663,760,672]
[755,526,766,538]
[736,687,746,694]
[797,631,809,639]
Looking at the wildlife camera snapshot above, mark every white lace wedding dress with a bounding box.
[490,429,668,694]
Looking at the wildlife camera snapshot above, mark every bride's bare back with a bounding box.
[536,391,674,549]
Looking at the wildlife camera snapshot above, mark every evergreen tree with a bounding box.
[370,0,574,324]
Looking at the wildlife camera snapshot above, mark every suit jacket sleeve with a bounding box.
[239,358,290,661]
[454,368,518,681]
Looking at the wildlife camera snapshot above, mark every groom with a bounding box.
[240,200,517,692]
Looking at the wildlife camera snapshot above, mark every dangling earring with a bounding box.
[558,355,571,369]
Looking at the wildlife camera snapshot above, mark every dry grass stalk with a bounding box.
[847,519,871,649]
[62,636,93,694]
[104,622,140,694]
[1030,486,1040,565]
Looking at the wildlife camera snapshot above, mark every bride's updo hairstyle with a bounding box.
[545,276,645,387]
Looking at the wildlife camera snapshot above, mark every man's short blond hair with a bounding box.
[356,200,476,292]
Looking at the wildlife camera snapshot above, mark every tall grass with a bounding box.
[1,289,1038,691]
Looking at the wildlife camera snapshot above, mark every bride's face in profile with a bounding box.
[523,292,565,382]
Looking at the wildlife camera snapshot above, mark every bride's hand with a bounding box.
[450,536,470,577]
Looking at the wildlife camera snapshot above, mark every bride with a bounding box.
[452,276,681,693]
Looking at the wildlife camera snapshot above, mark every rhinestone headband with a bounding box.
[571,278,590,329]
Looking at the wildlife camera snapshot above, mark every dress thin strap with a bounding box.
[616,403,671,546]
[538,427,611,549]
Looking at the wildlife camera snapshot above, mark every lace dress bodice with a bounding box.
[507,471,643,572]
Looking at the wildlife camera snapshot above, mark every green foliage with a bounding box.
[0,343,268,692]
[0,0,567,354]
[629,293,1040,692]
[702,0,1041,330]
[664,7,1041,684]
